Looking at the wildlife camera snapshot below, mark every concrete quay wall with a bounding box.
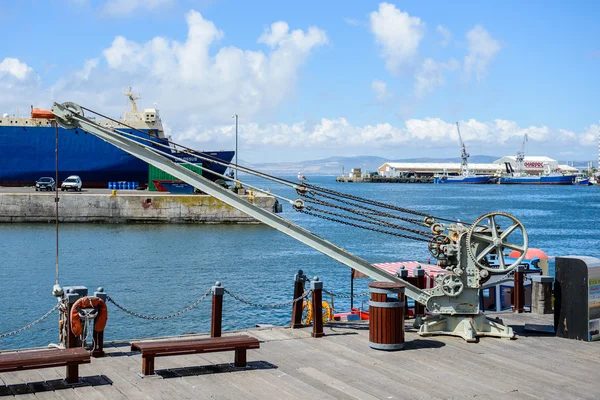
[0,192,279,223]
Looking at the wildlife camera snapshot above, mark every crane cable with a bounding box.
[77,105,471,229]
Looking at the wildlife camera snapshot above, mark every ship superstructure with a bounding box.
[0,89,233,187]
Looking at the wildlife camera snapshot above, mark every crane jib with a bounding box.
[50,102,430,305]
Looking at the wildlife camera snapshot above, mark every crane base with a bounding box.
[418,313,515,342]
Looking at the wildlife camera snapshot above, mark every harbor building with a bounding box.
[378,156,579,177]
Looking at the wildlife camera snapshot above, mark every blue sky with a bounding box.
[1,0,598,162]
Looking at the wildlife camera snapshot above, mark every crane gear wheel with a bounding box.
[430,223,444,235]
[466,212,528,273]
[428,235,450,258]
[441,275,464,297]
[55,102,84,130]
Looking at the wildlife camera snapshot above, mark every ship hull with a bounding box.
[498,175,576,185]
[0,125,233,188]
[434,175,492,184]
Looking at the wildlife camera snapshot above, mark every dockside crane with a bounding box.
[515,134,528,175]
[456,122,470,177]
[51,102,528,342]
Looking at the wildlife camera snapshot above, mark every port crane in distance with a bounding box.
[51,102,528,342]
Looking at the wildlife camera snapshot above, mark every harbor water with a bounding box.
[1,176,599,349]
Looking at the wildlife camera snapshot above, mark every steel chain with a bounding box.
[323,289,370,299]
[304,204,432,238]
[224,289,312,309]
[0,302,61,339]
[304,192,428,227]
[296,209,430,242]
[107,289,211,321]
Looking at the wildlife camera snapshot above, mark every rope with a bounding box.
[223,289,312,309]
[107,289,211,320]
[0,302,61,339]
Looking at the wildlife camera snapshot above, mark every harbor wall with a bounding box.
[0,192,279,223]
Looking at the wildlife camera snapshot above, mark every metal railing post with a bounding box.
[311,277,324,338]
[291,270,305,328]
[92,287,107,357]
[513,266,525,313]
[211,282,224,337]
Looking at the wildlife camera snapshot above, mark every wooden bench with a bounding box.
[0,347,90,384]
[130,335,260,375]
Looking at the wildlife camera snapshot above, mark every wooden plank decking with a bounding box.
[1,312,599,399]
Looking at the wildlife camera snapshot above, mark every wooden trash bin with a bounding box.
[368,282,405,351]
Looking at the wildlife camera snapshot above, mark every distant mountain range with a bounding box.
[241,155,501,175]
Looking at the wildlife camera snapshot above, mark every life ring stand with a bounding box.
[301,300,333,325]
[70,296,108,336]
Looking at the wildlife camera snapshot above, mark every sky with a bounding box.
[0,0,598,163]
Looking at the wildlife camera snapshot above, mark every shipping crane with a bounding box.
[515,134,528,175]
[51,102,528,342]
[456,122,470,177]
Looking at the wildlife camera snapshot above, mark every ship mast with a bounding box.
[123,87,141,120]
[456,122,470,177]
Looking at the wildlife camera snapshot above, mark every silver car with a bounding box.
[61,175,82,191]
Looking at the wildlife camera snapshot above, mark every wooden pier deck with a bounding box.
[1,312,599,399]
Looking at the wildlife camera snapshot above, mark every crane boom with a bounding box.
[50,102,431,306]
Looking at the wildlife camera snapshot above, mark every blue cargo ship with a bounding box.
[0,90,234,187]
[434,175,492,184]
[497,174,576,185]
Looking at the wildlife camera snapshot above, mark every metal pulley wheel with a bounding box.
[428,235,450,258]
[466,212,528,273]
[440,275,464,296]
[55,102,84,130]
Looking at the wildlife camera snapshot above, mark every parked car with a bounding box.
[35,177,56,191]
[61,175,82,191]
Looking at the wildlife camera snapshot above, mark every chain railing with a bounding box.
[107,288,212,321]
[224,288,312,309]
[323,289,370,299]
[0,302,61,339]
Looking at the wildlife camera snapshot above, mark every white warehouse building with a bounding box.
[378,156,579,177]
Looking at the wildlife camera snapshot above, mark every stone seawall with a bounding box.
[0,192,279,223]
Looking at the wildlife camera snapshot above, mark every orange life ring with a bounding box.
[70,296,108,336]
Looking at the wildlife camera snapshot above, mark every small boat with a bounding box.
[574,175,592,186]
[433,122,492,184]
[158,181,196,194]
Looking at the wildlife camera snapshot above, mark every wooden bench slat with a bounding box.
[130,335,261,375]
[0,348,90,376]
[131,335,258,354]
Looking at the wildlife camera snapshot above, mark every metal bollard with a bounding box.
[513,265,525,313]
[531,275,553,315]
[413,265,426,327]
[211,282,224,338]
[311,277,324,338]
[62,286,87,383]
[291,270,305,329]
[92,287,107,357]
[396,267,410,318]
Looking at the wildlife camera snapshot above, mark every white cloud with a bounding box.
[76,58,99,80]
[176,117,596,158]
[0,57,34,80]
[464,25,501,81]
[369,2,425,74]
[414,58,460,98]
[103,0,174,16]
[47,10,327,127]
[436,25,452,47]
[371,80,389,101]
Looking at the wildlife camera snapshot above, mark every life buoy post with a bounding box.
[93,288,108,357]
[69,290,109,358]
[211,282,224,338]
[291,270,306,329]
[62,286,89,350]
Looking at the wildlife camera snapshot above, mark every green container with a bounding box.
[148,163,203,191]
